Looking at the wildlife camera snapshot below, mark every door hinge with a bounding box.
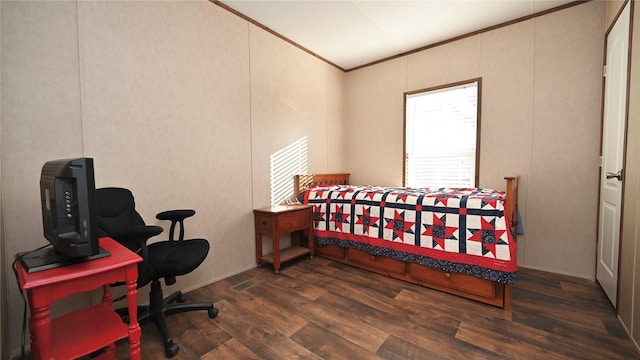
[603,65,607,77]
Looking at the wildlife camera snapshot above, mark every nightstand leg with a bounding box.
[256,232,263,267]
[273,235,281,274]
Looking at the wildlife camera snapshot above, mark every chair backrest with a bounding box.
[95,187,146,238]
[96,187,156,286]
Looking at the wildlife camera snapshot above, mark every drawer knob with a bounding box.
[261,221,267,225]
[370,255,376,260]
[444,272,451,279]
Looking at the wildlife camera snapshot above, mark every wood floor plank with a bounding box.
[455,321,574,360]
[208,278,309,337]
[201,339,259,360]
[512,305,640,359]
[456,304,635,360]
[253,266,330,301]
[376,334,448,360]
[284,260,406,316]
[560,279,612,302]
[305,280,499,359]
[227,265,391,354]
[167,308,230,357]
[254,279,390,353]
[291,322,385,360]
[512,287,609,332]
[516,270,612,315]
[394,287,512,324]
[213,299,322,359]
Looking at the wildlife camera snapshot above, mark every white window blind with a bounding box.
[270,137,308,206]
[405,80,479,188]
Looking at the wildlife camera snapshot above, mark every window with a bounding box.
[404,79,480,188]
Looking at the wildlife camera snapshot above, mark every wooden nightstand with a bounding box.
[254,204,314,274]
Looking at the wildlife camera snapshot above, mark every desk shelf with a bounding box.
[51,303,128,359]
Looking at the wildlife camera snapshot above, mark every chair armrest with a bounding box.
[156,209,195,221]
[107,225,163,276]
[156,210,195,241]
[109,225,163,245]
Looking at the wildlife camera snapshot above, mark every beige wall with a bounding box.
[249,24,346,207]
[2,0,96,328]
[0,0,346,354]
[606,0,628,27]
[346,1,604,278]
[346,57,407,187]
[615,0,640,350]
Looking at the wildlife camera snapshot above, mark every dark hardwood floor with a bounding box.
[116,257,640,359]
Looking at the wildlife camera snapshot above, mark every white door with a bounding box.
[596,2,630,307]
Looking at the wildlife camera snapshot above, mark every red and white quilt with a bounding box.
[303,185,517,284]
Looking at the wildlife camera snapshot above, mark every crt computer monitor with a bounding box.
[20,157,109,273]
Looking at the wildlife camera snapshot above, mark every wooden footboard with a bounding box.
[504,176,519,239]
[294,173,518,310]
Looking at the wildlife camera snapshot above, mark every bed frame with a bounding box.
[295,173,519,310]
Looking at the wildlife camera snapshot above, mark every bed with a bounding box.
[294,173,519,310]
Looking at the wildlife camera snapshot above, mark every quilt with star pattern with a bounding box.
[303,185,517,284]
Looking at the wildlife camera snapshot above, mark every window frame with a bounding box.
[403,78,482,188]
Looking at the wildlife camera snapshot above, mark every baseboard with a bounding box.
[181,264,257,294]
[10,344,29,360]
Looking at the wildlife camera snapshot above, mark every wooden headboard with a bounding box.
[294,173,350,198]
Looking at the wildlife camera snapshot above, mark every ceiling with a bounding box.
[216,0,578,70]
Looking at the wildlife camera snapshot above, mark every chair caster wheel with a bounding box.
[208,307,219,319]
[165,343,180,358]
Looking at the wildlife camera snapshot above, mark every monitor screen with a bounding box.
[40,157,98,257]
[20,157,109,273]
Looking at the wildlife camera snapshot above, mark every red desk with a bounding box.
[15,237,142,360]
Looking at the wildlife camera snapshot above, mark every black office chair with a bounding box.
[95,187,218,358]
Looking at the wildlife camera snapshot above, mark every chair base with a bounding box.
[117,280,219,358]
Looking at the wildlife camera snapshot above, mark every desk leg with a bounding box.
[29,303,51,360]
[127,279,141,360]
[102,284,113,305]
[101,284,117,357]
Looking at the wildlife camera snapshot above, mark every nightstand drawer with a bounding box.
[255,214,272,233]
[276,209,312,233]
